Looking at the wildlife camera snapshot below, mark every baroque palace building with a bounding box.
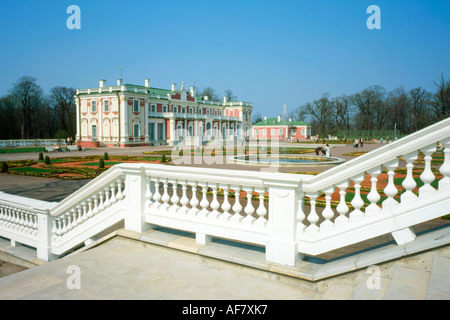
[75,79,253,147]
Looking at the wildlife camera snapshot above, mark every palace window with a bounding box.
[151,104,156,113]
[91,101,97,113]
[104,100,109,112]
[133,100,139,113]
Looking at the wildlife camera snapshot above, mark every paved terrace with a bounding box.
[1,142,450,300]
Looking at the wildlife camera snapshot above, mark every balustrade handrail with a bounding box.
[49,165,126,217]
[302,116,450,193]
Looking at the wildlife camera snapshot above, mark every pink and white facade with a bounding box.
[75,79,253,147]
[253,116,311,141]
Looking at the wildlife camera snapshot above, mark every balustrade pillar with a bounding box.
[36,210,55,261]
[124,168,151,233]
[263,175,302,267]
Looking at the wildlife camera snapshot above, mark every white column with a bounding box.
[169,118,175,146]
[120,97,129,144]
[144,100,149,142]
[75,99,81,141]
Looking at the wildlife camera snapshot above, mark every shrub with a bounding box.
[44,156,50,165]
[104,152,109,160]
[161,155,166,164]
[99,157,105,168]
[38,152,44,160]
[1,162,8,173]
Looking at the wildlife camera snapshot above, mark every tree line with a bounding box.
[0,76,76,140]
[258,74,449,138]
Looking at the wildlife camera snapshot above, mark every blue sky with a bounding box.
[0,0,449,117]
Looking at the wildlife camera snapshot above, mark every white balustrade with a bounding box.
[1,116,450,266]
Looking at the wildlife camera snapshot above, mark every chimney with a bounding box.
[117,79,122,86]
[223,96,227,104]
[204,96,209,101]
[145,79,150,88]
[172,83,176,91]
[289,118,292,122]
[189,86,195,97]
[278,115,281,122]
[99,80,106,88]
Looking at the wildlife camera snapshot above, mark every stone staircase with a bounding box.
[1,223,450,299]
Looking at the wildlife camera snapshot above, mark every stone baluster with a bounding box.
[61,215,68,235]
[87,198,94,218]
[188,181,199,216]
[198,182,210,218]
[56,219,63,237]
[320,187,335,231]
[255,188,268,226]
[230,186,243,223]
[169,179,180,213]
[382,159,399,210]
[116,177,125,200]
[242,187,256,224]
[65,212,73,232]
[296,192,306,235]
[98,190,105,211]
[151,177,162,209]
[92,194,99,215]
[144,176,153,208]
[401,152,418,202]
[365,167,382,217]
[209,183,221,218]
[104,186,111,208]
[419,144,436,197]
[32,215,38,236]
[179,180,190,214]
[305,193,319,234]
[160,178,170,210]
[51,219,58,242]
[439,138,450,190]
[219,185,232,221]
[335,181,350,226]
[110,182,118,204]
[349,173,366,221]
[71,208,79,228]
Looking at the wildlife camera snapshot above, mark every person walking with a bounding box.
[325,144,330,157]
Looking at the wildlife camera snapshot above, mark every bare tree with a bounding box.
[303,93,334,135]
[431,73,450,121]
[9,76,44,139]
[224,89,237,101]
[409,87,432,132]
[332,95,353,131]
[49,86,77,137]
[200,86,219,101]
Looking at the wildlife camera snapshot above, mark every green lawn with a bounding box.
[10,167,56,173]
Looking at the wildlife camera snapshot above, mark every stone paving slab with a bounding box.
[426,256,450,299]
